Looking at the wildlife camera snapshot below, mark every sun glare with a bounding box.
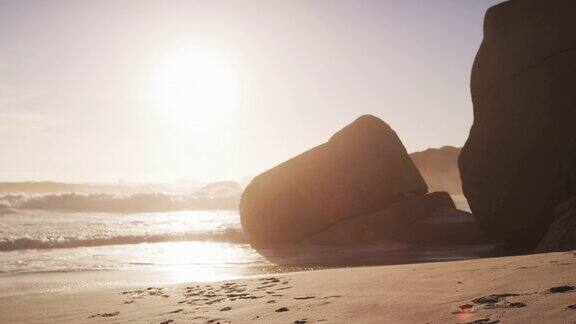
[152,48,241,129]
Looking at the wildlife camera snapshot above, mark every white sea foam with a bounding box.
[0,210,244,252]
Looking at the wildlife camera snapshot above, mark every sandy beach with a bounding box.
[2,251,575,323]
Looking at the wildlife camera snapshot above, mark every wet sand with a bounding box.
[1,251,575,323]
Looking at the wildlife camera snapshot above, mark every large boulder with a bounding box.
[459,0,576,247]
[299,192,455,245]
[536,196,576,253]
[240,115,427,244]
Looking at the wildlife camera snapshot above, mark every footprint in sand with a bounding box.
[88,311,120,318]
[259,277,281,283]
[293,296,315,300]
[472,293,519,304]
[206,298,227,305]
[548,285,575,293]
[468,293,528,310]
[257,284,277,290]
[507,302,527,308]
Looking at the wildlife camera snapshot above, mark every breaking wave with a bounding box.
[0,227,247,251]
[0,192,240,213]
[0,180,243,213]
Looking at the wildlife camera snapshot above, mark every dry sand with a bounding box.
[1,251,576,323]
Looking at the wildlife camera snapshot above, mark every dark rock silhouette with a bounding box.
[394,208,490,246]
[240,115,427,244]
[459,0,576,247]
[410,146,462,194]
[299,192,455,245]
[536,196,576,253]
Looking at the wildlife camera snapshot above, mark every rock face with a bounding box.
[536,197,576,253]
[240,115,427,244]
[395,208,490,246]
[459,0,576,247]
[299,192,455,246]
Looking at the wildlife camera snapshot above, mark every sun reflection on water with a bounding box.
[143,241,270,283]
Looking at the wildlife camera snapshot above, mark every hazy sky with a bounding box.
[0,0,503,183]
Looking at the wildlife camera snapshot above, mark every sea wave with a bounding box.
[0,227,247,251]
[0,192,240,213]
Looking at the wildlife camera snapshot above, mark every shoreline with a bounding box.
[0,242,500,298]
[2,251,575,323]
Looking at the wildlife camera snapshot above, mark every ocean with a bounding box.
[0,192,491,297]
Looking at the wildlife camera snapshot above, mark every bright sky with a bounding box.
[0,0,503,183]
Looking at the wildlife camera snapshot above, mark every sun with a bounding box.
[151,48,241,130]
